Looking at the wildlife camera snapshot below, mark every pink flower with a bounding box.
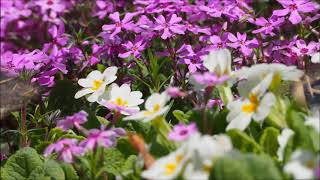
[57,111,88,131]
[207,99,224,109]
[44,139,84,163]
[252,16,284,36]
[102,12,135,39]
[166,87,186,98]
[292,40,318,56]
[227,32,259,56]
[168,123,197,142]
[193,72,229,86]
[80,128,125,151]
[119,39,146,58]
[154,14,185,39]
[273,0,318,24]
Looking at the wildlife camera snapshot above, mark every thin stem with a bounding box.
[20,102,28,148]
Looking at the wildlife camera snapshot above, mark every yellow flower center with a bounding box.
[143,104,161,116]
[114,97,128,106]
[176,154,183,163]
[164,163,177,175]
[242,94,259,113]
[203,164,212,172]
[92,80,103,90]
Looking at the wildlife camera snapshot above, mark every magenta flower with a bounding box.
[252,16,284,36]
[80,128,125,151]
[166,87,186,98]
[154,14,185,39]
[44,22,68,56]
[273,0,318,24]
[44,139,84,163]
[209,34,228,50]
[168,123,197,142]
[207,99,224,109]
[57,111,88,131]
[227,32,259,56]
[94,0,114,19]
[119,39,146,58]
[292,40,318,56]
[102,12,135,39]
[193,72,229,87]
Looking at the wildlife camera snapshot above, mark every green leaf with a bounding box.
[97,64,106,72]
[28,160,65,180]
[259,127,280,157]
[286,107,314,151]
[172,110,189,123]
[60,163,79,180]
[1,147,43,180]
[210,153,282,180]
[227,129,263,153]
[96,116,110,126]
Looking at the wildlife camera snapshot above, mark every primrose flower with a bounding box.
[44,139,84,163]
[124,92,170,122]
[102,12,135,38]
[277,128,294,161]
[273,0,318,24]
[80,128,125,151]
[284,150,320,180]
[154,14,185,39]
[227,32,259,56]
[236,63,304,96]
[57,111,88,131]
[168,123,197,142]
[183,133,233,179]
[74,66,118,102]
[203,49,232,77]
[226,73,276,131]
[142,144,189,180]
[99,83,144,115]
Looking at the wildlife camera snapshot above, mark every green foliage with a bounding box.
[227,129,263,153]
[1,147,78,180]
[210,153,282,180]
[286,106,316,151]
[259,127,280,157]
[1,147,43,180]
[96,148,138,178]
[172,110,190,123]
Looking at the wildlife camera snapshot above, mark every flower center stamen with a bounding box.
[92,80,103,90]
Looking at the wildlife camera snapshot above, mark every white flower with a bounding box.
[236,63,303,96]
[226,73,276,131]
[142,144,189,180]
[203,48,232,76]
[74,67,118,102]
[284,150,319,180]
[124,92,170,122]
[311,52,320,63]
[183,133,232,180]
[305,110,320,133]
[98,83,144,115]
[277,128,294,161]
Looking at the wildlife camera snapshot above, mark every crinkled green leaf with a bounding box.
[172,110,189,123]
[1,147,43,180]
[28,160,65,180]
[210,153,282,180]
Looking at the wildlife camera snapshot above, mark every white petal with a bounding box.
[253,92,275,121]
[127,91,144,106]
[87,70,103,80]
[277,128,294,161]
[226,112,252,131]
[311,52,320,63]
[78,78,93,88]
[87,90,104,102]
[145,93,162,111]
[123,111,146,121]
[74,88,94,99]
